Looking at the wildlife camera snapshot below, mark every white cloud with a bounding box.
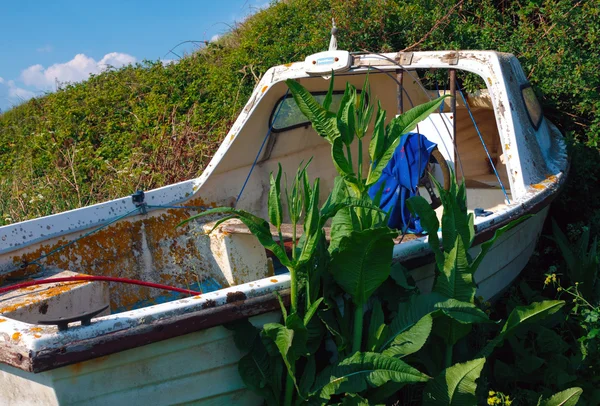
[21,52,136,90]
[210,34,221,42]
[7,80,35,101]
[160,59,176,66]
[0,77,4,84]
[36,45,53,53]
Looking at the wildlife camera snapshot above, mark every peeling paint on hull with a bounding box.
[0,49,568,404]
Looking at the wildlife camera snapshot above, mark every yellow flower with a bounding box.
[506,400,513,406]
[487,397,497,406]
[489,391,496,396]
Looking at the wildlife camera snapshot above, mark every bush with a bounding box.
[1,0,598,225]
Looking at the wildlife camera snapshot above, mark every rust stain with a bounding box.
[3,196,217,310]
[531,183,546,190]
[226,291,246,303]
[283,63,293,67]
[33,334,41,338]
[70,362,83,374]
[192,295,202,299]
[270,279,278,283]
[202,299,216,309]
[29,327,43,332]
[0,319,6,323]
[39,302,48,314]
[261,86,269,93]
[504,143,510,151]
[546,174,558,183]
[11,332,21,341]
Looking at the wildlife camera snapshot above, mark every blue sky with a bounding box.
[0,0,269,111]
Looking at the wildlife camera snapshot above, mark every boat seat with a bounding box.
[0,269,110,324]
[219,220,421,245]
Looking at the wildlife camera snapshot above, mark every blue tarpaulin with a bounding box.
[368,132,436,233]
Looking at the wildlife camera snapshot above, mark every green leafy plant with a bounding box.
[181,73,576,404]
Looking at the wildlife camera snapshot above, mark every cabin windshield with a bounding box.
[264,68,512,221]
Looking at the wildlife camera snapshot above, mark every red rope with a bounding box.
[0,276,201,296]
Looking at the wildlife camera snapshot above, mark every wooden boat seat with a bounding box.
[220,221,421,244]
[0,269,110,324]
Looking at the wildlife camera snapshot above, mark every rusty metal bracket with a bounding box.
[395,52,413,66]
[132,190,147,214]
[38,305,109,331]
[442,51,460,65]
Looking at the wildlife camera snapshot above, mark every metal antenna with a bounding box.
[329,18,338,51]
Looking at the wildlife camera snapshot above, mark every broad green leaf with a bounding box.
[268,164,283,231]
[389,262,415,290]
[367,299,388,351]
[304,297,324,325]
[434,235,475,303]
[286,79,340,142]
[329,207,358,253]
[391,96,449,137]
[383,294,490,351]
[329,227,397,305]
[538,387,583,406]
[286,313,309,360]
[383,314,433,358]
[479,300,565,357]
[433,314,472,347]
[366,135,401,186]
[423,358,485,406]
[368,102,386,163]
[224,319,259,352]
[237,344,281,406]
[407,195,443,270]
[299,356,317,399]
[310,352,429,405]
[275,291,288,321]
[262,322,301,393]
[337,83,356,146]
[323,72,335,111]
[469,215,531,275]
[356,75,373,139]
[340,393,370,406]
[332,136,356,180]
[433,174,473,255]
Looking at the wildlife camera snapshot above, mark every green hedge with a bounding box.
[0,0,598,224]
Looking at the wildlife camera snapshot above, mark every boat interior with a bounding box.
[0,67,515,326]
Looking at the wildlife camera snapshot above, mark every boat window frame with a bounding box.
[520,83,544,130]
[269,90,363,133]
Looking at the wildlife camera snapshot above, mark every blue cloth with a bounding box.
[368,132,436,233]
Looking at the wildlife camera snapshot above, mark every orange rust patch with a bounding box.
[283,63,293,67]
[192,295,202,299]
[33,334,42,338]
[546,174,558,183]
[4,195,217,310]
[261,86,268,93]
[0,319,6,323]
[270,279,278,283]
[70,362,83,374]
[29,327,43,332]
[531,183,546,190]
[11,332,21,341]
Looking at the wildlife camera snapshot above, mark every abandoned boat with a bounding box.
[0,47,567,404]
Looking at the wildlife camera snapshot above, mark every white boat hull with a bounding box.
[0,209,548,405]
